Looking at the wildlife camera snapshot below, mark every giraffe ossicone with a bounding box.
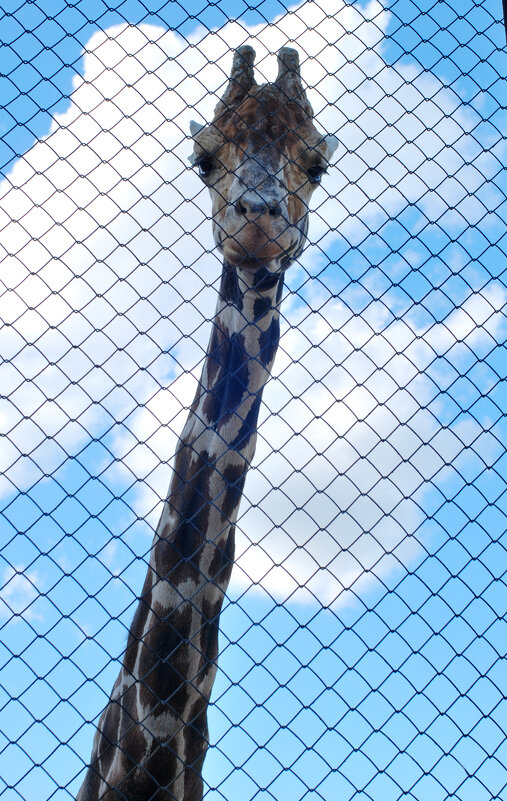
[77,45,337,801]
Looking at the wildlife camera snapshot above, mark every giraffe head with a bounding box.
[190,46,338,273]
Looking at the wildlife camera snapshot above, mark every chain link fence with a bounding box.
[1,1,506,799]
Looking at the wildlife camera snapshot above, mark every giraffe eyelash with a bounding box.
[195,155,215,178]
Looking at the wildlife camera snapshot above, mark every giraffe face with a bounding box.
[191,48,337,270]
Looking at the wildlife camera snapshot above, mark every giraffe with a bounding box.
[76,45,338,801]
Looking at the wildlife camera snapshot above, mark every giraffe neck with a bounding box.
[77,259,285,801]
[157,260,284,541]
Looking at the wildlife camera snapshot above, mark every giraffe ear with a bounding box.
[219,45,257,109]
[275,47,313,116]
[190,120,205,137]
[323,134,339,160]
[188,120,204,163]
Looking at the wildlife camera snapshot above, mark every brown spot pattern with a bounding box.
[77,47,326,801]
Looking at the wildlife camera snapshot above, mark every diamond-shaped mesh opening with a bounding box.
[1,2,506,800]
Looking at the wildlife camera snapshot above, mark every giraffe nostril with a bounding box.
[235,196,283,218]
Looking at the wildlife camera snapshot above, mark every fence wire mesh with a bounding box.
[1,1,506,800]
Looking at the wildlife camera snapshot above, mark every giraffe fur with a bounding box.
[77,44,337,801]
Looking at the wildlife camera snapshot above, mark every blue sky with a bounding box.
[1,1,506,800]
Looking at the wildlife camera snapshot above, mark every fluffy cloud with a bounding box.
[0,565,43,621]
[234,283,504,604]
[0,0,500,602]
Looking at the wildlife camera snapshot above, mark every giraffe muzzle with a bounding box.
[221,173,295,264]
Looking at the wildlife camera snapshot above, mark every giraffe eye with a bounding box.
[307,164,327,184]
[196,156,215,178]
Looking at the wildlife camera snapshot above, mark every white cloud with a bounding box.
[0,565,43,621]
[0,0,501,602]
[232,284,505,604]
